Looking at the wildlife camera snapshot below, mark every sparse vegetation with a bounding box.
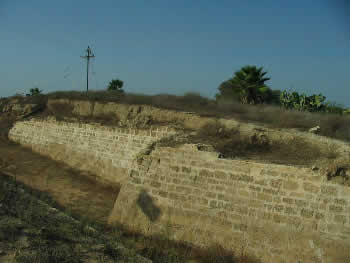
[40,90,350,143]
[156,120,330,167]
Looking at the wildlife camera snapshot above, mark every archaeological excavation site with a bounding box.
[1,92,350,263]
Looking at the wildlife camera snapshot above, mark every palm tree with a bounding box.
[217,65,271,105]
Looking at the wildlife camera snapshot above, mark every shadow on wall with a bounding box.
[137,189,161,222]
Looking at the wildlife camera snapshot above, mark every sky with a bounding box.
[1,0,349,107]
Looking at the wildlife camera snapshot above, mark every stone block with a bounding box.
[284,206,298,215]
[175,186,192,194]
[334,198,347,206]
[214,170,228,180]
[334,215,347,224]
[235,206,248,215]
[257,193,273,202]
[270,179,283,188]
[282,197,294,205]
[169,166,180,173]
[329,205,343,213]
[169,192,187,202]
[233,223,248,232]
[289,191,304,198]
[207,178,220,185]
[230,173,254,183]
[158,190,168,198]
[215,185,226,192]
[249,185,261,192]
[273,196,281,203]
[189,196,209,206]
[273,205,284,213]
[263,187,279,195]
[204,191,217,199]
[303,182,320,194]
[283,180,299,191]
[182,166,191,173]
[272,214,285,224]
[199,169,214,178]
[260,169,279,177]
[295,199,308,207]
[321,185,338,196]
[300,208,314,218]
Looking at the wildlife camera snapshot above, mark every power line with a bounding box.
[89,58,99,90]
[63,66,71,79]
[90,60,99,90]
[80,46,95,92]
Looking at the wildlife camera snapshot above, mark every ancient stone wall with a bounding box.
[8,118,350,263]
[8,118,176,185]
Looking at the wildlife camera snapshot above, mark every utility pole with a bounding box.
[81,46,95,92]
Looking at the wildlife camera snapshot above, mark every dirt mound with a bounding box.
[46,98,213,130]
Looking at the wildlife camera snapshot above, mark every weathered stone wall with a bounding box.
[109,145,350,263]
[8,118,177,185]
[8,118,350,263]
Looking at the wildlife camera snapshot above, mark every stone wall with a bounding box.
[8,118,177,185]
[8,118,350,263]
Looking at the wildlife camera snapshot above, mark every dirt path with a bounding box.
[0,141,120,224]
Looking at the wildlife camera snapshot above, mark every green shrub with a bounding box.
[27,88,43,96]
[107,79,124,93]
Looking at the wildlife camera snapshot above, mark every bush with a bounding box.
[107,79,124,93]
[27,88,43,96]
[182,92,210,106]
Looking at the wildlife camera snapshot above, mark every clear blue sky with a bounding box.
[1,0,349,107]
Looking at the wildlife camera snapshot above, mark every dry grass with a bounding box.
[4,90,350,143]
[40,90,350,143]
[318,158,350,185]
[155,121,331,167]
[193,121,327,166]
[319,114,350,142]
[46,102,76,121]
[2,94,48,106]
